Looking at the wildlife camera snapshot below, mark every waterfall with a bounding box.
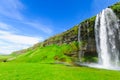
[78,24,81,61]
[95,8,120,68]
[78,8,120,70]
[78,24,82,62]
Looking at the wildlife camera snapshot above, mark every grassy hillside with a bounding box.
[11,41,79,63]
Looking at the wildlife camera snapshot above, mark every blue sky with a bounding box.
[0,0,118,54]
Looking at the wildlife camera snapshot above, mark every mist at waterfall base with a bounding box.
[79,8,120,70]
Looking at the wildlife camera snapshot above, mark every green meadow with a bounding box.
[0,42,119,80]
[0,63,120,80]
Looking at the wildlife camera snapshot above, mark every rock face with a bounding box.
[78,17,97,59]
[43,25,78,46]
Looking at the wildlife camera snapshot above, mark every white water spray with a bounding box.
[94,8,120,70]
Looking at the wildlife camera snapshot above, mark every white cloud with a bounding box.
[0,31,42,54]
[0,43,31,54]
[0,22,12,30]
[0,0,53,34]
[0,0,24,20]
[0,22,43,54]
[0,31,42,45]
[0,22,19,34]
[26,22,53,34]
[0,0,53,54]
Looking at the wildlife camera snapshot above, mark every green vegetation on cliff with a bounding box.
[43,25,78,46]
[110,2,120,18]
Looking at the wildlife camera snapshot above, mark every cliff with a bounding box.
[10,2,120,63]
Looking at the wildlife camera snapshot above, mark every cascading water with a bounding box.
[78,8,120,70]
[95,8,120,69]
[78,24,81,61]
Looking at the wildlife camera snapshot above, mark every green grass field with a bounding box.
[0,63,119,80]
[0,42,119,80]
